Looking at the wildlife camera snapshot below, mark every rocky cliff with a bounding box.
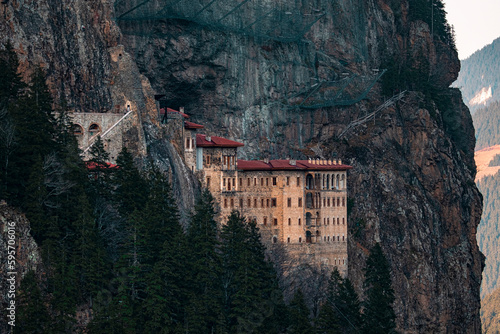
[1,0,483,332]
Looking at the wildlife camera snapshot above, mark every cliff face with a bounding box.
[0,202,43,334]
[1,0,482,332]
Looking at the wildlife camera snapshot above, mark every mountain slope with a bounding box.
[454,37,500,114]
[481,287,500,333]
[473,100,500,150]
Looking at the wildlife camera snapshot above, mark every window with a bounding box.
[271,198,277,207]
[206,177,211,188]
[254,199,257,207]
[337,218,340,225]
[266,178,269,186]
[296,177,300,186]
[298,198,302,207]
[286,176,290,186]
[299,237,302,243]
[224,199,227,208]
[247,178,250,186]
[287,237,290,243]
[239,198,243,207]
[233,178,236,187]
[288,218,291,226]
[206,155,211,165]
[230,199,234,207]
[73,124,83,136]
[223,178,226,187]
[89,123,100,136]
[261,199,264,207]
[323,198,326,207]
[239,178,242,187]
[328,198,330,207]
[273,218,278,226]
[247,198,251,207]
[337,198,340,207]
[287,198,291,207]
[327,218,330,225]
[343,217,345,224]
[324,236,326,241]
[342,197,345,207]
[337,236,340,241]
[272,236,277,244]
[266,199,270,207]
[272,177,277,186]
[254,178,257,186]
[228,180,231,191]
[191,138,195,149]
[263,217,267,225]
[327,236,330,241]
[342,235,345,241]
[261,178,264,186]
[298,218,301,225]
[186,138,190,149]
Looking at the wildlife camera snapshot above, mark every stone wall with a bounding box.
[72,111,133,162]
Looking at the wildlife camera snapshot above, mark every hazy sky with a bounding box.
[443,0,500,60]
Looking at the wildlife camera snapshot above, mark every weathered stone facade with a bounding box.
[181,114,353,274]
[72,110,134,162]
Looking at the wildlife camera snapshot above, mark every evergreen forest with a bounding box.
[454,36,500,114]
[476,171,500,298]
[472,100,500,151]
[0,43,397,333]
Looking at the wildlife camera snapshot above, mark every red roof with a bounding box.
[159,107,189,118]
[85,161,118,170]
[184,121,204,129]
[237,159,352,171]
[196,134,244,148]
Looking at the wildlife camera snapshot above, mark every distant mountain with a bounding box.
[472,100,500,150]
[481,287,500,333]
[454,37,500,114]
[476,169,500,298]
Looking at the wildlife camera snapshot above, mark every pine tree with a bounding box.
[0,42,24,199]
[288,289,314,334]
[320,268,361,334]
[139,168,188,332]
[0,41,25,109]
[362,243,396,334]
[113,147,148,217]
[220,211,283,333]
[184,189,223,334]
[6,66,57,208]
[315,302,340,334]
[15,271,51,334]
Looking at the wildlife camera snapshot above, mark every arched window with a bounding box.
[73,124,83,136]
[306,212,312,226]
[306,174,314,190]
[336,174,340,189]
[306,193,314,208]
[288,218,291,226]
[287,237,290,243]
[272,236,278,244]
[89,123,101,136]
[299,237,302,243]
[306,231,312,243]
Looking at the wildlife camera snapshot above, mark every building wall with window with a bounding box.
[198,151,351,274]
[72,112,128,162]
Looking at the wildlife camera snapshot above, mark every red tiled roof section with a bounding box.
[184,121,204,129]
[196,134,244,148]
[86,161,118,170]
[237,159,352,171]
[159,107,189,118]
